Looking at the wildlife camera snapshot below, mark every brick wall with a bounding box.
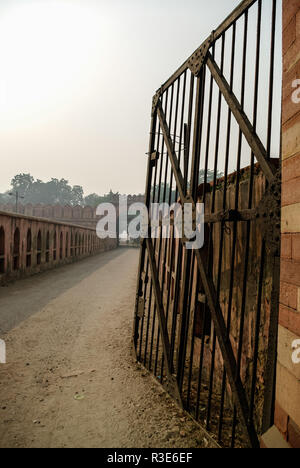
[0,196,145,229]
[0,204,99,229]
[0,211,117,284]
[271,0,300,449]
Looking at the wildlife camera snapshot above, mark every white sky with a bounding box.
[0,0,246,196]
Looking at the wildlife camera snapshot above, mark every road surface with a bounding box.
[0,248,212,448]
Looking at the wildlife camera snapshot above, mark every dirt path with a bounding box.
[0,248,212,448]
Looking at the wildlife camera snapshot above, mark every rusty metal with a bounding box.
[256,170,281,255]
[188,35,214,77]
[134,0,281,448]
[145,237,183,407]
[157,0,259,95]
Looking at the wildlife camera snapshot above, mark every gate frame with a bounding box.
[133,0,281,449]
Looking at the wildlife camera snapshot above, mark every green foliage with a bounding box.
[7,174,84,206]
[199,169,223,184]
[83,190,120,207]
[0,192,11,204]
[0,169,224,208]
[11,173,34,197]
[0,175,138,208]
[151,169,224,203]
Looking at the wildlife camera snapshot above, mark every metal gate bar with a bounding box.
[134,0,281,448]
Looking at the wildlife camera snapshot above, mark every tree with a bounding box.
[199,169,223,184]
[83,190,120,206]
[1,173,142,208]
[83,193,103,207]
[8,174,84,206]
[11,174,34,197]
[0,192,11,204]
[71,185,84,206]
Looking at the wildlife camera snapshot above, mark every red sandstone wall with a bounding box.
[273,0,300,449]
[0,196,145,229]
[0,204,98,229]
[0,211,117,284]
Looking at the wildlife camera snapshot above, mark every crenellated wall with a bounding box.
[0,196,145,229]
[0,211,117,284]
[0,204,99,229]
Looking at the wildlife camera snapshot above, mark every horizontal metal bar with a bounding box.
[204,208,257,224]
[156,0,257,93]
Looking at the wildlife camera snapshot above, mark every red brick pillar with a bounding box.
[265,0,300,449]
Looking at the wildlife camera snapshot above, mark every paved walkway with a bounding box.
[0,248,210,448]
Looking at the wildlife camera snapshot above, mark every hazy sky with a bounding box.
[0,0,244,196]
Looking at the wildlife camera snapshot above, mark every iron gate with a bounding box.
[133,0,282,448]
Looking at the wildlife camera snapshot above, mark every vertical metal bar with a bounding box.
[174,71,196,386]
[160,78,182,382]
[194,48,215,421]
[149,90,170,371]
[133,105,158,351]
[185,66,207,409]
[262,255,280,433]
[262,1,280,420]
[191,68,207,198]
[249,240,265,419]
[246,0,263,425]
[143,281,153,366]
[141,92,167,366]
[154,85,175,377]
[218,20,237,443]
[186,268,199,411]
[206,34,226,432]
[176,71,188,201]
[184,73,195,192]
[177,249,193,391]
[203,44,216,203]
[169,73,188,369]
[266,0,277,159]
[138,117,163,361]
[170,241,183,366]
[231,9,249,447]
[195,299,209,421]
[177,68,205,391]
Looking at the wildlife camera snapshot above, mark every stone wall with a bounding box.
[0,204,99,229]
[262,0,300,449]
[0,195,145,229]
[0,211,117,285]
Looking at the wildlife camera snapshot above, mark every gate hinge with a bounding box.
[256,170,281,255]
[188,32,215,77]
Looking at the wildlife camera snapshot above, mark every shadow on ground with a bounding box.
[0,248,131,335]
